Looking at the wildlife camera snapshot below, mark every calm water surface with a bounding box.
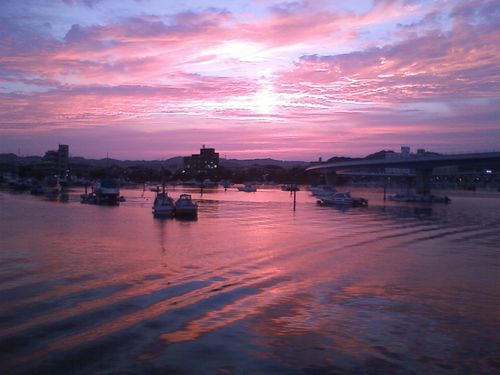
[0,187,499,374]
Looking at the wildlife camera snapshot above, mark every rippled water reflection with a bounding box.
[1,187,499,374]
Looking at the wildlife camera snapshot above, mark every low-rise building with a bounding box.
[183,145,219,174]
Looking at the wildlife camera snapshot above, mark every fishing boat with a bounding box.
[152,188,175,217]
[174,194,198,216]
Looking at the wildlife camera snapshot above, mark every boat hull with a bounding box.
[175,207,198,216]
[174,194,198,216]
[152,194,175,216]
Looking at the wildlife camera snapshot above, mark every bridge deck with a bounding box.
[306,152,500,171]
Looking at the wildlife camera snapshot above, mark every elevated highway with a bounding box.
[307,151,500,195]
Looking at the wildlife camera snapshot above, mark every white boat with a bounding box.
[152,190,175,217]
[318,192,368,207]
[175,194,198,216]
[41,176,62,195]
[237,184,257,192]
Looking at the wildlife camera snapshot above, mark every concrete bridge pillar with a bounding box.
[325,171,338,186]
[415,168,433,195]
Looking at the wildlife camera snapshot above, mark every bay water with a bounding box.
[0,187,499,374]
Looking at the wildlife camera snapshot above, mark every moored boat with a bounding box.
[152,189,175,217]
[318,192,368,207]
[93,179,120,205]
[174,194,198,216]
[237,184,257,192]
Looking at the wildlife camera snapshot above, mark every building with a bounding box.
[42,144,69,178]
[57,144,69,178]
[183,145,219,174]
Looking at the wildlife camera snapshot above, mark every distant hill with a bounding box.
[364,150,395,160]
[220,158,309,169]
[326,156,356,163]
[68,156,184,170]
[0,149,444,171]
[0,153,42,165]
[363,149,442,160]
[0,153,309,171]
[68,156,308,170]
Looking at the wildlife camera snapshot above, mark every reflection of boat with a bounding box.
[282,184,299,191]
[318,192,368,207]
[309,185,336,197]
[389,193,450,204]
[237,184,257,192]
[175,194,198,216]
[152,189,175,217]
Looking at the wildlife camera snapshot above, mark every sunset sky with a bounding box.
[0,0,499,160]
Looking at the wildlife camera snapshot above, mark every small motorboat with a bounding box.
[93,179,120,205]
[152,190,175,217]
[237,184,257,192]
[318,192,368,207]
[174,194,198,216]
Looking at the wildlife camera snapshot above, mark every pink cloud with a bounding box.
[0,1,499,159]
[275,6,500,105]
